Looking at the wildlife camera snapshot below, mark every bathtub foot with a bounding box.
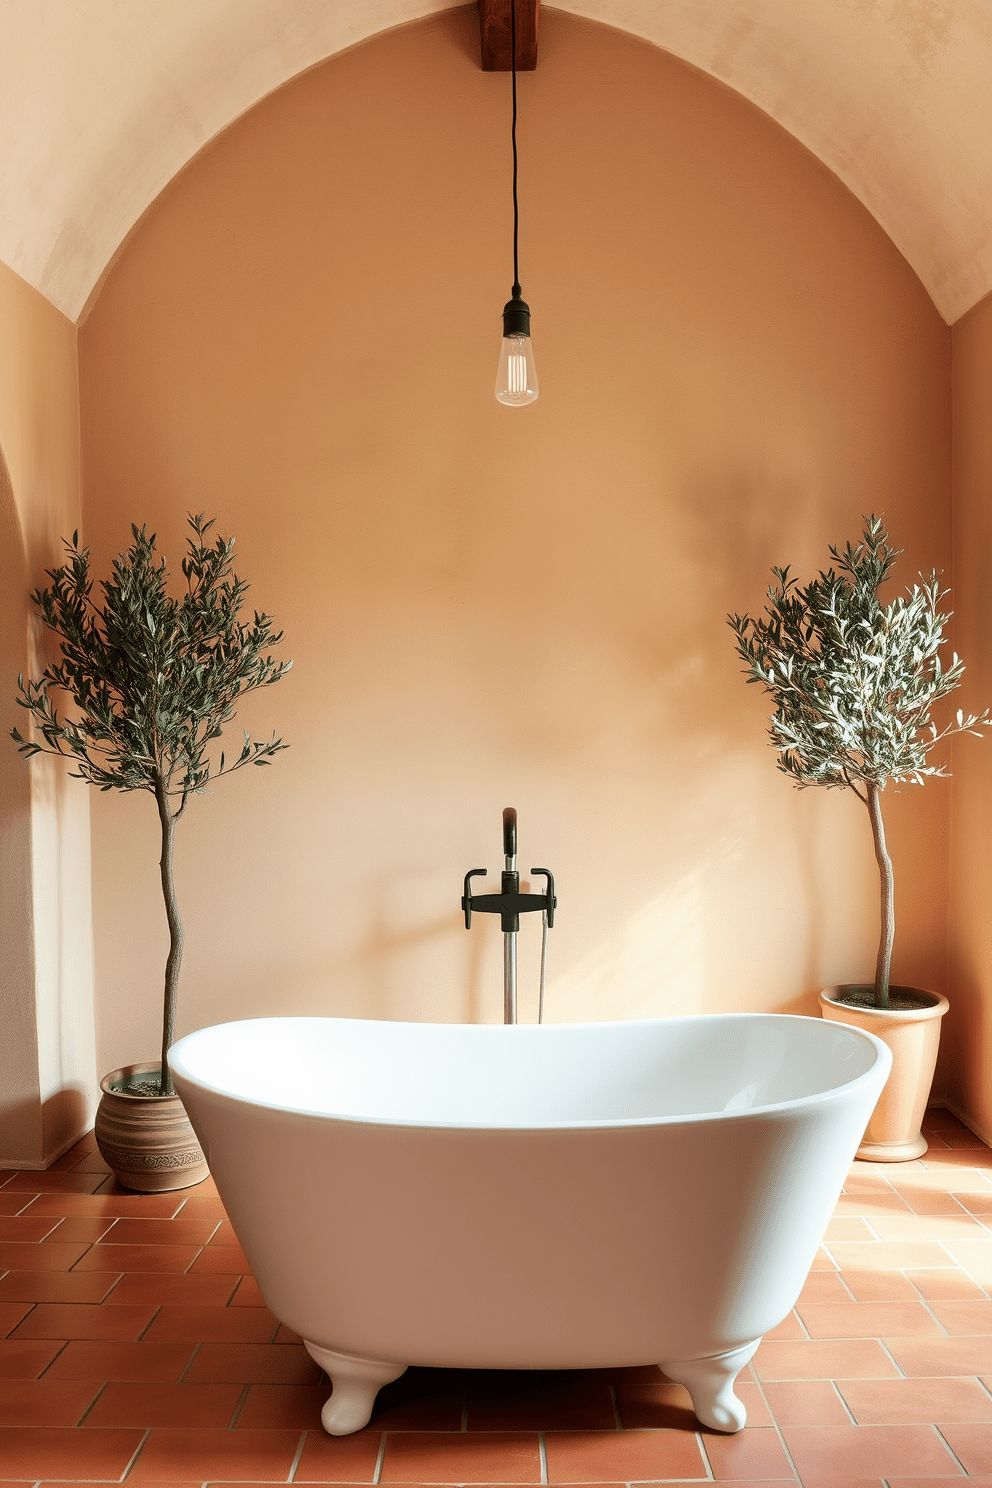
[659,1339,761,1433]
[303,1341,407,1435]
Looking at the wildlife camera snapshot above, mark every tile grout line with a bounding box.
[933,1422,971,1475]
[372,1429,387,1485]
[178,1339,203,1381]
[74,1379,110,1426]
[828,1377,858,1425]
[287,1429,307,1483]
[538,1429,548,1484]
[228,1380,252,1427]
[691,1427,715,1481]
[118,1424,152,1480]
[609,1383,622,1430]
[746,1364,802,1485]
[876,1337,907,1377]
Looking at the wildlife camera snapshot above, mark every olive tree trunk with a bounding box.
[866,781,894,1010]
[155,779,184,1096]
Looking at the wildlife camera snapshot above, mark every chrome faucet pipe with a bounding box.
[502,807,517,1024]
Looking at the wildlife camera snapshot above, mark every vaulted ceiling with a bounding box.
[2,0,990,325]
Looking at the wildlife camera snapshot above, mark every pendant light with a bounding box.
[495,0,539,405]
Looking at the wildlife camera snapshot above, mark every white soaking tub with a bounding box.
[169,1014,889,1437]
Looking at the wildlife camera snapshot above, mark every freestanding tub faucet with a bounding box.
[462,807,556,1024]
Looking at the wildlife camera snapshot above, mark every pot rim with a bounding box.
[100,1061,179,1101]
[820,983,950,1021]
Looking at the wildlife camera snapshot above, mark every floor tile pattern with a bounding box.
[1,1108,992,1485]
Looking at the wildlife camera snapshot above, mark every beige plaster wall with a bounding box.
[948,290,992,1136]
[79,10,952,1077]
[0,260,97,1165]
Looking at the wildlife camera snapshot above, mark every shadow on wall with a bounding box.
[0,448,42,1162]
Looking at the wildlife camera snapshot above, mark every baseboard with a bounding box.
[929,1098,992,1151]
[0,1125,91,1172]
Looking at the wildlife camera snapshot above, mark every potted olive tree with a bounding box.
[729,516,988,1160]
[12,515,290,1190]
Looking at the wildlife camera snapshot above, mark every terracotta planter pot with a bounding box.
[819,985,949,1161]
[95,1061,209,1192]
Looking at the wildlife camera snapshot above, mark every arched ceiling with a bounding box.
[2,0,990,326]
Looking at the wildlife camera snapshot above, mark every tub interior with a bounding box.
[169,1015,883,1128]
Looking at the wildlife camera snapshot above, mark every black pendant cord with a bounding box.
[511,0,520,296]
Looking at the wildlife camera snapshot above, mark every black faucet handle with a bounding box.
[530,867,556,927]
[502,807,517,859]
[462,868,488,928]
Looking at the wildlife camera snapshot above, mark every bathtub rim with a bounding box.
[168,1012,892,1133]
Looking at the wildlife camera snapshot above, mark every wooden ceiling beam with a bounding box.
[478,0,539,71]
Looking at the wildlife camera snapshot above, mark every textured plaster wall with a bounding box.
[948,291,992,1136]
[79,10,953,1078]
[0,260,97,1165]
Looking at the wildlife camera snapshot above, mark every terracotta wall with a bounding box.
[948,290,992,1135]
[0,260,97,1165]
[79,9,953,1078]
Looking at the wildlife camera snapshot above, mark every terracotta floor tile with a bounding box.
[173,1196,228,1222]
[0,1378,101,1426]
[823,1216,877,1241]
[49,1136,99,1168]
[188,1243,250,1274]
[761,1380,851,1426]
[797,1270,851,1303]
[73,1242,201,1273]
[889,1165,992,1191]
[957,1191,992,1213]
[0,1339,66,1377]
[230,1275,266,1306]
[44,1216,118,1243]
[364,1370,464,1431]
[751,1339,899,1379]
[543,1428,704,1483]
[275,1322,303,1343]
[235,1383,327,1429]
[939,1128,992,1147]
[0,1191,31,1215]
[129,1425,303,1481]
[938,1422,992,1473]
[0,1302,33,1336]
[612,1381,694,1430]
[884,1334,992,1374]
[207,1221,245,1246]
[293,1427,385,1482]
[143,1303,278,1343]
[701,1425,793,1481]
[10,1300,157,1340]
[795,1299,944,1337]
[927,1297,992,1332]
[44,1339,196,1380]
[186,1342,321,1383]
[20,1191,187,1219]
[915,1147,992,1170]
[2,1172,106,1194]
[468,1374,618,1431]
[0,1215,61,1241]
[826,1240,954,1270]
[381,1431,542,1484]
[923,1108,971,1131]
[104,1271,239,1307]
[906,1266,989,1298]
[941,1240,992,1283]
[839,1268,921,1301]
[190,1175,220,1196]
[807,1246,839,1270]
[762,1311,805,1340]
[103,1217,218,1246]
[0,1240,91,1271]
[868,1211,990,1241]
[64,1151,113,1175]
[0,1270,121,1304]
[833,1191,912,1217]
[900,1190,972,1215]
[781,1422,958,1478]
[0,1425,145,1479]
[836,1374,992,1422]
[83,1379,244,1428]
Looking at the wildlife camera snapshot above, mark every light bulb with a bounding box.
[496,332,539,406]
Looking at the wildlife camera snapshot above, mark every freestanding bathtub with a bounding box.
[169,1014,889,1436]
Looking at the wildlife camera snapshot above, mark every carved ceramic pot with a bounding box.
[95,1061,209,1192]
[820,985,949,1161]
